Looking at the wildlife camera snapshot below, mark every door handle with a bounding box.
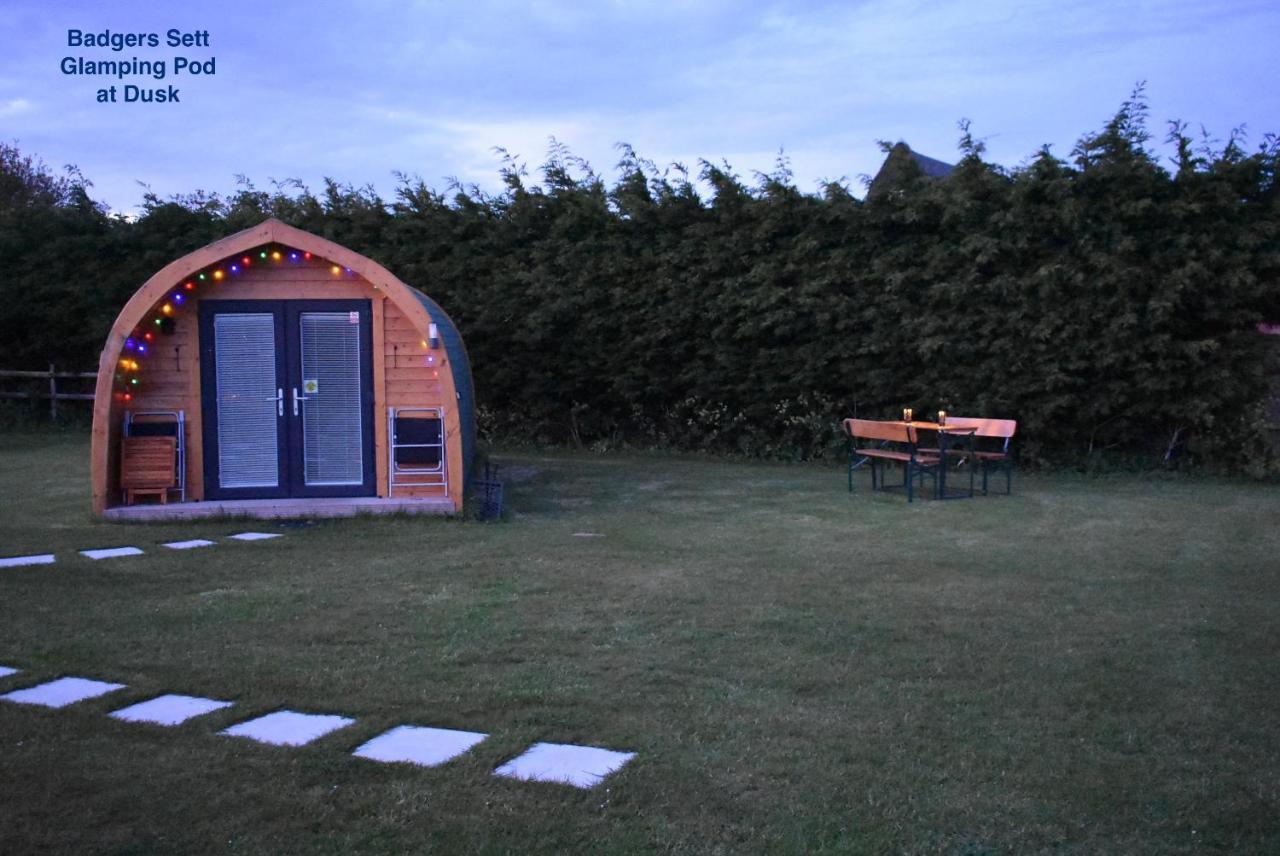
[276,388,283,417]
[292,386,311,416]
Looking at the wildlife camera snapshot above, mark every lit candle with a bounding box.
[937,410,947,425]
[903,408,913,422]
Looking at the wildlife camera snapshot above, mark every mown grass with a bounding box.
[1,429,1278,854]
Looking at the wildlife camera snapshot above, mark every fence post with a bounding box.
[48,362,57,420]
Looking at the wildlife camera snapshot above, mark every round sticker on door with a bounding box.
[303,379,319,394]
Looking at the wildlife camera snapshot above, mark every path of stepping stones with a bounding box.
[0,532,282,569]
[0,664,635,788]
[0,529,636,788]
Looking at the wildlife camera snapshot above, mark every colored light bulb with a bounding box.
[242,256,250,265]
[230,265,239,273]
[162,304,173,315]
[260,251,267,259]
[290,252,298,260]
[130,378,139,385]
[199,273,206,280]
[138,343,148,352]
[184,281,194,290]
[155,319,162,326]
[331,265,340,275]
[213,270,224,280]
[123,393,132,401]
[271,251,281,261]
[125,338,137,350]
[304,252,312,260]
[173,293,185,304]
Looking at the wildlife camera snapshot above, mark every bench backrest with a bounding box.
[942,417,1016,439]
[842,418,914,444]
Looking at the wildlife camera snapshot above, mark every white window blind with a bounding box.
[213,313,279,488]
[299,312,363,485]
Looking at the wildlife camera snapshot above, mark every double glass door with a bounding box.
[199,299,374,499]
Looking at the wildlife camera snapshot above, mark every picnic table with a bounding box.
[842,418,976,502]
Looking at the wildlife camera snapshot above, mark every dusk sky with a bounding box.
[2,0,1276,213]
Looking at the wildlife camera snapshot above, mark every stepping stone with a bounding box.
[228,533,282,541]
[110,693,233,726]
[0,666,18,678]
[0,554,55,569]
[221,710,353,746]
[162,539,215,550]
[80,547,144,560]
[494,742,636,789]
[353,725,487,767]
[0,676,126,708]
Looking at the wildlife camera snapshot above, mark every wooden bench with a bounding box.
[841,418,940,503]
[120,436,177,505]
[920,417,1017,495]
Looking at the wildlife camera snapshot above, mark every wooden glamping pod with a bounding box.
[91,219,474,519]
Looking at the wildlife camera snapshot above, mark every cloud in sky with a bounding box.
[2,0,1276,211]
[0,98,33,118]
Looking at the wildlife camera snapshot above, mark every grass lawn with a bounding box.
[1,428,1278,854]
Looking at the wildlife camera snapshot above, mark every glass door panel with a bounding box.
[199,301,288,499]
[213,313,281,488]
[298,311,365,486]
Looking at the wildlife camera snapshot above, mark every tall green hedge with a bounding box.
[2,95,1277,472]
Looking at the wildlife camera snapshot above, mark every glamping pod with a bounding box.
[90,219,474,519]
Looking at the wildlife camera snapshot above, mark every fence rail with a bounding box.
[0,365,97,418]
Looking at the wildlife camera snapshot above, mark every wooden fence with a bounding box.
[0,365,96,418]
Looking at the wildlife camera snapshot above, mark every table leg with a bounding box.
[937,432,948,499]
[965,433,975,497]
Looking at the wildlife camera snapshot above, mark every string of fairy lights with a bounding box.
[114,245,354,401]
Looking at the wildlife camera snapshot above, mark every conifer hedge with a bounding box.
[2,95,1277,472]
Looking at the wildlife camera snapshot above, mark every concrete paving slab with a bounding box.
[221,710,353,746]
[80,547,144,560]
[494,742,636,788]
[0,554,55,568]
[0,676,126,708]
[162,539,216,550]
[110,693,233,726]
[353,725,487,767]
